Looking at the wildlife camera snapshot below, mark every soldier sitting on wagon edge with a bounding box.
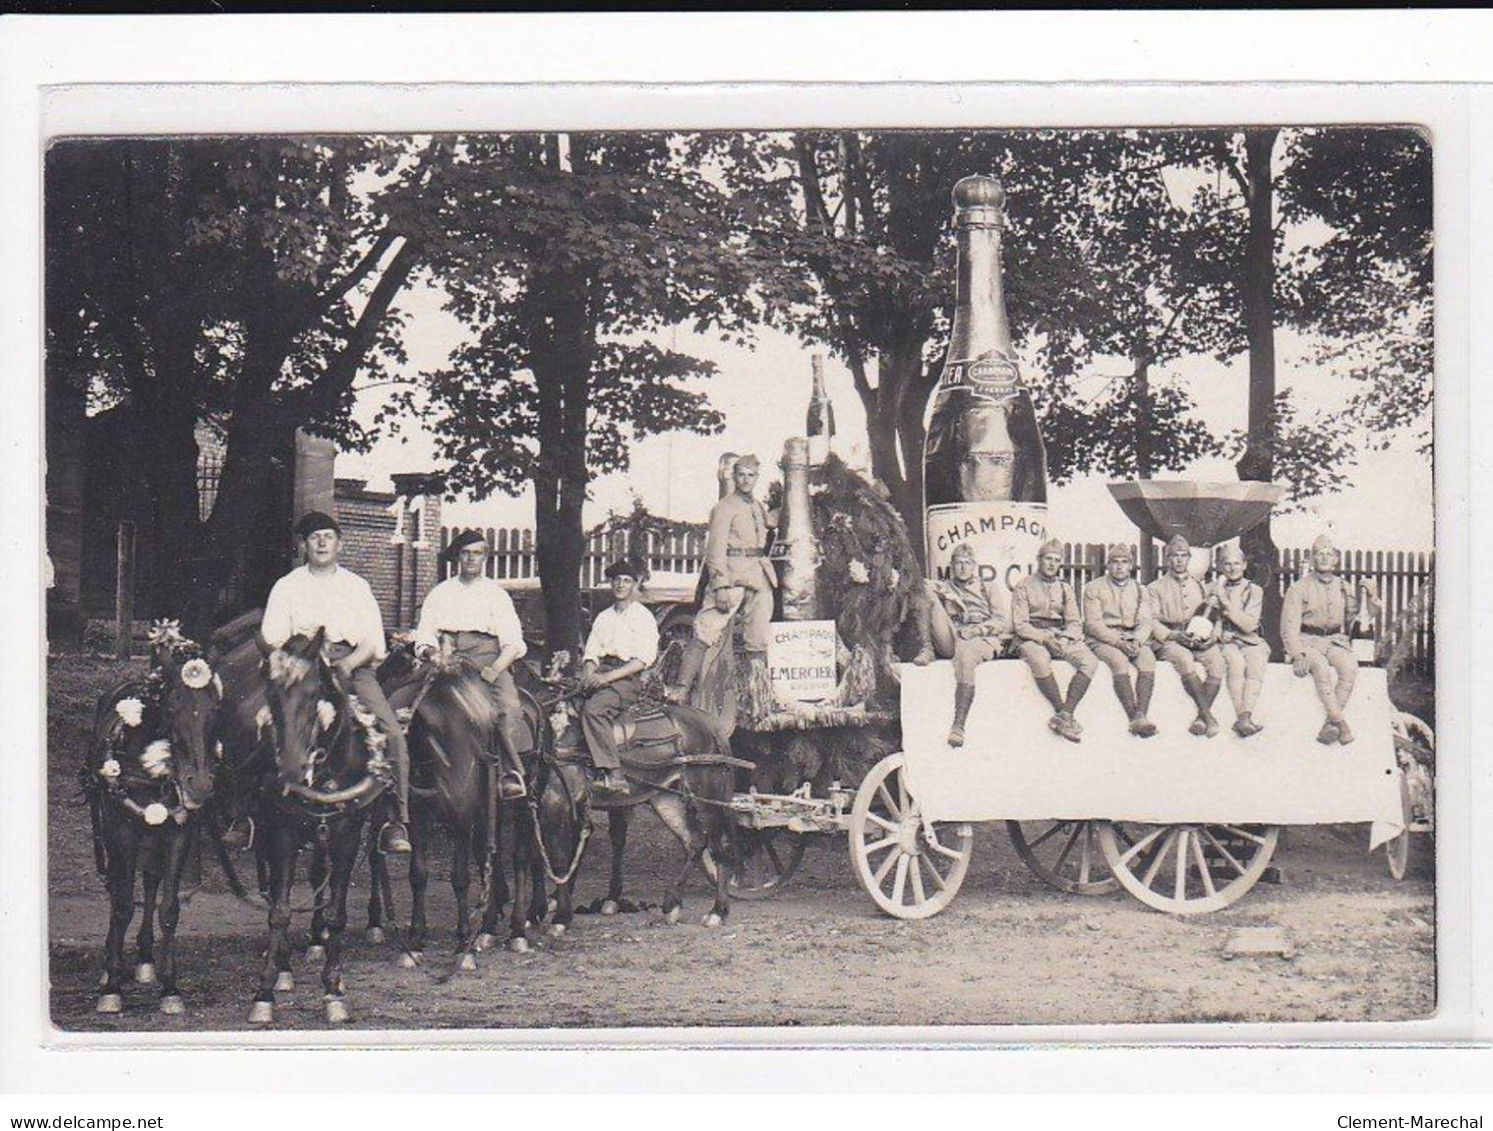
[1011,539,1098,744]
[913,541,1010,748]
[1081,542,1159,738]
[1148,535,1225,739]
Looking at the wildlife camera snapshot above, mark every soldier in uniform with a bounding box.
[1212,544,1268,738]
[669,454,776,703]
[578,559,660,796]
[411,529,531,800]
[1282,533,1378,745]
[256,511,411,853]
[1148,534,1225,738]
[1011,539,1098,743]
[913,541,1010,748]
[1081,542,1158,738]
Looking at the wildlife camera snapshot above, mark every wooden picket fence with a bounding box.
[439,527,1435,669]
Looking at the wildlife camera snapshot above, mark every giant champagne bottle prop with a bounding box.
[922,175,1049,589]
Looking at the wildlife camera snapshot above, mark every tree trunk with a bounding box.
[887,340,935,567]
[1235,129,1284,655]
[1133,351,1158,582]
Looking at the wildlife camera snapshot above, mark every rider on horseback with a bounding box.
[222,511,413,855]
[412,529,531,800]
[577,558,659,798]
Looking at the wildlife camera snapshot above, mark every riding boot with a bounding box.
[1202,675,1223,709]
[1131,670,1157,737]
[1112,673,1138,719]
[667,639,707,704]
[1062,671,1091,723]
[912,588,937,665]
[379,744,413,854]
[947,683,976,747]
[1181,673,1212,736]
[495,728,527,800]
[1034,673,1064,714]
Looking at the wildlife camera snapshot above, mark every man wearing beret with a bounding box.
[1011,538,1098,743]
[257,511,412,853]
[578,559,660,796]
[1148,534,1225,739]
[411,530,531,800]
[913,541,1010,747]
[669,454,775,704]
[1212,543,1269,738]
[1282,533,1378,745]
[1082,542,1159,738]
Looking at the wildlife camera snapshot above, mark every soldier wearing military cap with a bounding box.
[1211,543,1268,738]
[410,529,531,799]
[577,558,659,796]
[1282,533,1378,745]
[1012,538,1098,743]
[669,453,776,704]
[914,541,1011,747]
[1082,542,1158,738]
[1148,534,1225,738]
[241,510,413,853]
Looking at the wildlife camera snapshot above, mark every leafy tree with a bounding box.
[404,133,763,656]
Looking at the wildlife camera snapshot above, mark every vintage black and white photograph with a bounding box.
[42,123,1436,1033]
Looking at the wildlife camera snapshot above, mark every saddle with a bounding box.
[610,704,686,770]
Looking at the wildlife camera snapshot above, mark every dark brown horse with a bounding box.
[85,624,221,1016]
[216,627,388,1025]
[534,669,743,935]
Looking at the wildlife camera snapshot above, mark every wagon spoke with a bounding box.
[763,837,785,873]
[890,854,909,905]
[864,811,898,834]
[1190,832,1218,899]
[918,851,947,890]
[872,845,900,887]
[1118,825,1169,868]
[1027,821,1069,850]
[1139,829,1176,888]
[897,770,910,818]
[1173,829,1190,903]
[1078,824,1094,885]
[1218,824,1268,847]
[1200,827,1247,878]
[909,853,927,905]
[861,834,899,858]
[1052,823,1083,878]
[876,783,902,820]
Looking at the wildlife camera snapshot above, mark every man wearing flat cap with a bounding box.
[669,453,776,704]
[1082,542,1158,738]
[913,541,1011,747]
[256,511,412,853]
[1148,534,1225,739]
[1211,544,1268,738]
[411,530,531,799]
[1011,538,1098,743]
[578,558,659,796]
[1282,533,1378,745]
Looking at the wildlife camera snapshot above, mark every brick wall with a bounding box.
[332,478,442,631]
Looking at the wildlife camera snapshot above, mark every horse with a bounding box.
[532,659,744,934]
[84,622,222,1016]
[363,642,546,969]
[215,626,389,1026]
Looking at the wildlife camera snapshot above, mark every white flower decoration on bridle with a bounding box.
[142,803,170,826]
[99,759,121,780]
[317,700,337,731]
[140,739,173,778]
[180,657,213,690]
[115,697,145,728]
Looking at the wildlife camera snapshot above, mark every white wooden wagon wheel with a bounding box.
[1094,821,1281,915]
[1006,820,1120,896]
[849,753,972,920]
[726,826,808,901]
[1386,711,1435,882]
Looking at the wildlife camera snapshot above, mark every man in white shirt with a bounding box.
[579,559,660,797]
[412,530,530,800]
[258,511,411,854]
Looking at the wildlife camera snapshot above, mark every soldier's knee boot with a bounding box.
[948,683,976,748]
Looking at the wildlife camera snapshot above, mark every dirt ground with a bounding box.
[46,654,1436,1032]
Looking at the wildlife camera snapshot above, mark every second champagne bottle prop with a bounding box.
[922,175,1049,590]
[805,353,836,468]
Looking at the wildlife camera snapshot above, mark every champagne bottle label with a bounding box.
[926,501,1048,591]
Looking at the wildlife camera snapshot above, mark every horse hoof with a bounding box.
[546,897,558,915]
[98,970,109,987]
[365,927,386,944]
[305,945,326,963]
[458,952,478,972]
[473,932,495,952]
[509,936,530,954]
[663,906,681,925]
[599,900,619,916]
[324,997,349,1024]
[702,912,724,928]
[95,993,123,1015]
[159,995,185,1016]
[274,971,294,992]
[547,923,567,940]
[135,963,156,985]
[248,1001,274,1025]
[397,951,420,969]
